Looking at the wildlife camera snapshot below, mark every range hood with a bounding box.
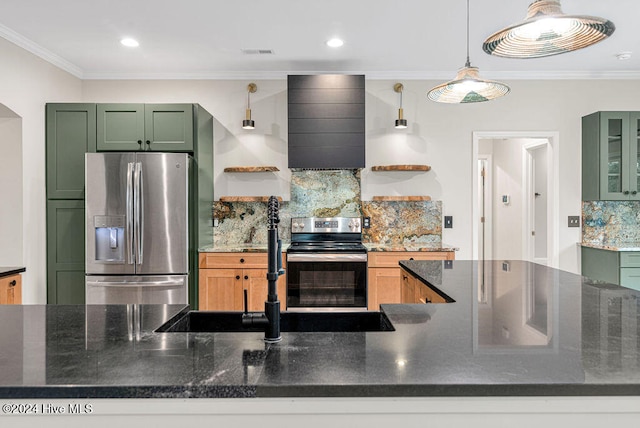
[288,74,365,169]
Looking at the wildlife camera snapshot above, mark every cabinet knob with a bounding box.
[409,257,414,260]
[633,191,638,195]
[402,275,408,280]
[240,258,245,263]
[235,275,240,280]
[9,280,16,287]
[137,140,142,148]
[624,190,630,195]
[244,275,248,280]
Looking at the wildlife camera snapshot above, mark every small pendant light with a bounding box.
[428,0,510,104]
[483,0,615,59]
[242,83,257,130]
[394,83,408,129]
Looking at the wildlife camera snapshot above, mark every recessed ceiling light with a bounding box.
[616,51,632,60]
[120,38,139,48]
[326,38,344,48]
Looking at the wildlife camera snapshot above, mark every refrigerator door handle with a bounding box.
[86,280,186,288]
[134,161,143,265]
[126,162,135,265]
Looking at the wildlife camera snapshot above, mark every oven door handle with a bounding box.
[286,253,368,263]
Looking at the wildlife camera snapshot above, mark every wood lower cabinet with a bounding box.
[401,267,446,304]
[0,274,22,305]
[198,253,286,311]
[368,251,454,310]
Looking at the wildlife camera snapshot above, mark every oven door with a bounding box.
[286,253,367,310]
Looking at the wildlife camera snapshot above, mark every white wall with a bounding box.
[0,37,82,303]
[0,108,22,266]
[5,38,640,300]
[492,139,526,260]
[80,79,640,276]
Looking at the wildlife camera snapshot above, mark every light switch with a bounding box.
[568,216,580,227]
[444,216,453,228]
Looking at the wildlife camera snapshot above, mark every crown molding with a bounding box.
[83,69,640,81]
[0,24,84,78]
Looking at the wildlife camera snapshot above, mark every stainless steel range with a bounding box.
[286,217,367,311]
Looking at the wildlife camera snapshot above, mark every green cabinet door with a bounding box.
[144,104,193,152]
[599,112,632,200]
[630,113,640,200]
[97,103,193,152]
[96,103,145,151]
[47,200,86,304]
[582,111,640,201]
[46,104,97,199]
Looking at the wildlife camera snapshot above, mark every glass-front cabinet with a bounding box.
[582,111,640,201]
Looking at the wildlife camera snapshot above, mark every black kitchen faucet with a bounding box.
[241,196,283,342]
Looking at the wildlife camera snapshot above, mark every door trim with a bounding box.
[472,131,559,268]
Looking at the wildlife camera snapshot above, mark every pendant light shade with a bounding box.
[428,0,510,104]
[427,65,510,103]
[242,83,257,130]
[483,0,615,59]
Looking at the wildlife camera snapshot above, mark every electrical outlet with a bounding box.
[363,217,371,228]
[444,260,453,269]
[502,261,510,272]
[213,218,219,227]
[568,216,580,227]
[444,216,453,228]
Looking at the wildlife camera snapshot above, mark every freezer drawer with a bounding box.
[85,275,188,304]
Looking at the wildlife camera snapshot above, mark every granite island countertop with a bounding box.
[1,260,639,399]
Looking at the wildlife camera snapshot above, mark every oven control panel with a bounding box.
[291,217,362,233]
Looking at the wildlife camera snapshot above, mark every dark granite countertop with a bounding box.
[1,260,639,399]
[0,266,25,278]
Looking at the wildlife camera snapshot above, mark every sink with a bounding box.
[156,311,395,333]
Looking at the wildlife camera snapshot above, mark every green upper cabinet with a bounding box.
[582,111,640,201]
[97,103,194,152]
[46,103,97,199]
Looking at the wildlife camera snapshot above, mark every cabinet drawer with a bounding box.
[620,252,640,268]
[620,268,640,291]
[368,251,453,268]
[199,253,269,269]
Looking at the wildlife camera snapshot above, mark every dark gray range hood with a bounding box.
[287,74,365,169]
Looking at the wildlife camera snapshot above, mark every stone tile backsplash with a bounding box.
[582,201,640,244]
[213,170,442,246]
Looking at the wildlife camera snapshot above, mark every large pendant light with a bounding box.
[427,0,510,104]
[483,0,615,59]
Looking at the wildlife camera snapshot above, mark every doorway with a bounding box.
[472,132,558,267]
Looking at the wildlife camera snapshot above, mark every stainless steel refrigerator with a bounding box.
[85,152,190,304]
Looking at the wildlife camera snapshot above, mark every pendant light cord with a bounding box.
[465,0,471,67]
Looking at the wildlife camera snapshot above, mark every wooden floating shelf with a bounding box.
[371,165,431,172]
[219,196,283,202]
[223,166,280,173]
[371,196,431,201]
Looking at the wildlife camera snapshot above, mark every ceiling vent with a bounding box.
[241,49,275,55]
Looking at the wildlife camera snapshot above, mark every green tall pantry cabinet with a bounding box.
[46,103,213,306]
[46,104,96,303]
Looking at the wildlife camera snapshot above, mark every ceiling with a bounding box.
[0,0,637,80]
